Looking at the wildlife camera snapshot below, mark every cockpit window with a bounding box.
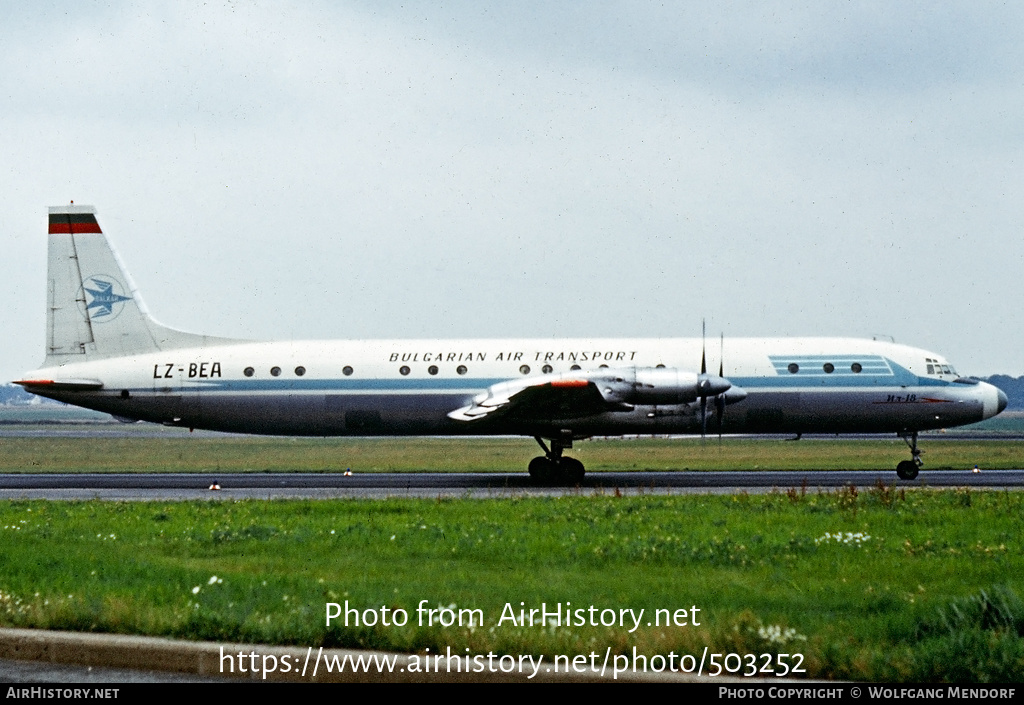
[925,358,957,376]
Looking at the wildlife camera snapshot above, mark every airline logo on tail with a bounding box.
[82,276,132,321]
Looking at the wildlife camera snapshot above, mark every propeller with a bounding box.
[697,322,735,445]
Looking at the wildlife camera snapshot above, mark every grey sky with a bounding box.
[3,1,1023,382]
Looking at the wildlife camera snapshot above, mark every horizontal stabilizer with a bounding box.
[14,378,104,391]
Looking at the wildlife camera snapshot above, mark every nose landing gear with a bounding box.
[896,431,923,480]
[529,433,585,484]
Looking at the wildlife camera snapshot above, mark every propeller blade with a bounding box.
[701,395,708,445]
[701,319,707,375]
[700,319,707,445]
[716,393,725,443]
[718,333,725,443]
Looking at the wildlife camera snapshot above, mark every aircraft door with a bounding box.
[150,360,198,426]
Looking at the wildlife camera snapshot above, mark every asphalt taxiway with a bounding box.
[1,469,1022,500]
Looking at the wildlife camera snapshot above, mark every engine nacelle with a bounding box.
[591,367,729,405]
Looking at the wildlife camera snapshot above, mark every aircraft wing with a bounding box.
[448,366,736,424]
[448,376,613,422]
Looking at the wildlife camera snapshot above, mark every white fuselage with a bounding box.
[26,336,1006,437]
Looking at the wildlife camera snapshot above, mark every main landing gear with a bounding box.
[896,431,923,480]
[529,433,585,484]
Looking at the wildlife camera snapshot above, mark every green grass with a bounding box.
[0,435,1021,473]
[2,430,1021,680]
[1,489,1022,681]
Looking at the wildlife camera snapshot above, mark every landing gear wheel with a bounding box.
[530,433,585,485]
[528,456,553,483]
[896,460,919,481]
[528,455,585,484]
[560,457,585,484]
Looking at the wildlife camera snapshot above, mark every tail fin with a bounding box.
[44,205,239,364]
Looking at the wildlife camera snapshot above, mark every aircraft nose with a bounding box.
[980,382,1008,420]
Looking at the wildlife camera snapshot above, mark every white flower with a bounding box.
[757,624,807,645]
[815,531,871,546]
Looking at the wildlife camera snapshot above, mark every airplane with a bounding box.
[15,205,1008,483]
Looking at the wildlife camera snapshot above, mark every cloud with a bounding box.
[2,2,1023,380]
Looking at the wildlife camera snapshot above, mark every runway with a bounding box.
[2,469,1022,500]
